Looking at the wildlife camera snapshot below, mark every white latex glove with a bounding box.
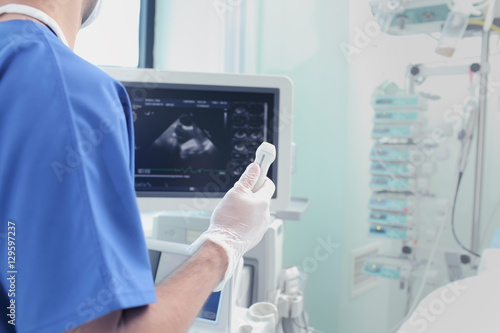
[188,163,275,291]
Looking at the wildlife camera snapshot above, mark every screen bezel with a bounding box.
[102,67,293,212]
[126,82,279,200]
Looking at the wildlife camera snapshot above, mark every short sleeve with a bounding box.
[0,21,156,333]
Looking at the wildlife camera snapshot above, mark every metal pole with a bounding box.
[471,29,490,254]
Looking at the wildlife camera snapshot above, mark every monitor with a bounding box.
[146,239,232,332]
[102,68,293,212]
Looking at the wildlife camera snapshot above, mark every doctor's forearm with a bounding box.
[119,240,228,332]
[71,240,228,333]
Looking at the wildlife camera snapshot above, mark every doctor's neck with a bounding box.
[0,0,87,49]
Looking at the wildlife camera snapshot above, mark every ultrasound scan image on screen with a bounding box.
[123,83,279,198]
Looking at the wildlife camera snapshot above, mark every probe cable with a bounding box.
[451,172,482,257]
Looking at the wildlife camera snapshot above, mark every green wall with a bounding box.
[154,1,350,331]
[255,1,350,332]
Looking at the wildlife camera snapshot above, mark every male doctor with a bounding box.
[0,1,275,332]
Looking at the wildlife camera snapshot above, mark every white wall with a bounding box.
[75,0,140,67]
[154,0,227,72]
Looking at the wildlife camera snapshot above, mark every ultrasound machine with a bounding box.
[104,67,308,333]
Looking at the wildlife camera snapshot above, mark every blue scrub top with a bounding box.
[0,21,157,333]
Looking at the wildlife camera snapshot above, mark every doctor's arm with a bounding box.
[72,163,275,333]
[74,240,227,333]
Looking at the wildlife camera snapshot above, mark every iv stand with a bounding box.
[406,29,491,256]
[471,29,491,254]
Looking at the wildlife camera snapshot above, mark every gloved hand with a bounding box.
[188,163,276,291]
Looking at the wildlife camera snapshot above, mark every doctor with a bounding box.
[0,1,275,332]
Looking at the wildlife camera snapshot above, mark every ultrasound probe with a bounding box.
[252,142,276,192]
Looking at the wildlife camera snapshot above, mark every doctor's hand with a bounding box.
[189,163,275,290]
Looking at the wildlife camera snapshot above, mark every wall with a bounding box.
[153,1,349,330]
[74,0,140,67]
[255,1,349,332]
[152,1,500,332]
[154,0,227,72]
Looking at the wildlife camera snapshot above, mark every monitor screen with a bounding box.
[103,68,292,212]
[124,82,279,197]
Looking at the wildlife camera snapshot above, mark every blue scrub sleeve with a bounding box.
[0,20,156,333]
